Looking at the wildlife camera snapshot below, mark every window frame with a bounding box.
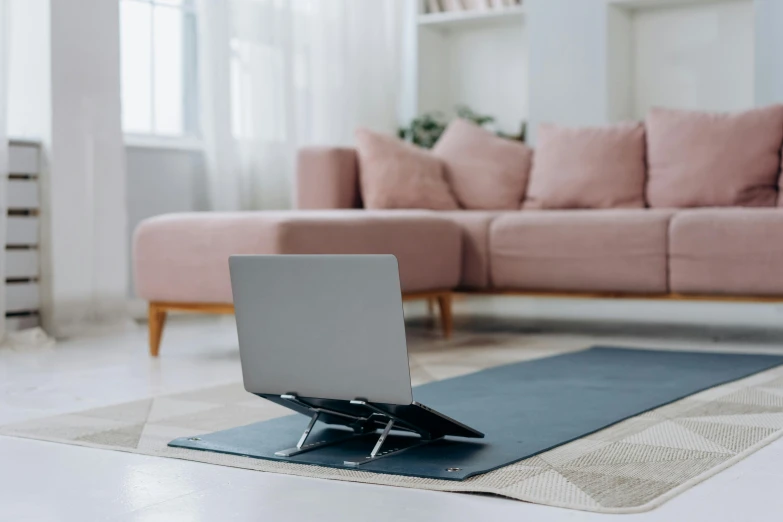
[119,0,201,149]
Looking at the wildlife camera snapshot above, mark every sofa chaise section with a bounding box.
[489,210,674,294]
[134,210,462,355]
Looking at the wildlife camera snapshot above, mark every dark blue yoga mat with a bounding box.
[169,346,783,480]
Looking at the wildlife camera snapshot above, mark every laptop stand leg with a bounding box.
[370,419,394,458]
[296,411,320,449]
[274,411,365,458]
[343,419,443,467]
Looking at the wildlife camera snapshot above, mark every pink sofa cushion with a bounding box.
[490,210,673,293]
[523,123,646,209]
[646,106,783,208]
[355,129,458,210]
[779,150,783,206]
[438,211,501,289]
[431,119,533,210]
[133,211,462,303]
[670,209,783,295]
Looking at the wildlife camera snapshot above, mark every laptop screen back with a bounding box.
[229,255,413,405]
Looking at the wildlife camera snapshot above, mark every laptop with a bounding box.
[229,254,483,442]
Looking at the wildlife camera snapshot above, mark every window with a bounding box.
[119,0,198,139]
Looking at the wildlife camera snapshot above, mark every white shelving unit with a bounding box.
[408,1,529,135]
[418,5,526,31]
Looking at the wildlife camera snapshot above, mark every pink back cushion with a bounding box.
[431,119,533,210]
[646,106,783,208]
[523,122,646,209]
[355,128,458,210]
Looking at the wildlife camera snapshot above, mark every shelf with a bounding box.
[418,5,526,31]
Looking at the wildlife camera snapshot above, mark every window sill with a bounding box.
[124,134,204,152]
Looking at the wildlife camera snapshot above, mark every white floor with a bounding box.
[3,313,783,521]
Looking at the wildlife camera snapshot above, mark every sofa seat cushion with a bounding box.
[134,210,462,303]
[438,211,501,289]
[489,210,674,293]
[670,209,783,295]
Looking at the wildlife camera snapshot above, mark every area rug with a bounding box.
[4,340,783,514]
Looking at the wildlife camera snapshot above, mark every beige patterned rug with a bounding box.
[3,337,783,514]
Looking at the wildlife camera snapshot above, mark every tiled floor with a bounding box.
[3,311,783,521]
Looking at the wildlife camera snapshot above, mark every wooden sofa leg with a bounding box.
[148,303,168,357]
[436,294,453,339]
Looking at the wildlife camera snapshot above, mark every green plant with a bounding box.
[455,105,495,128]
[398,105,525,148]
[397,111,448,149]
[498,121,527,143]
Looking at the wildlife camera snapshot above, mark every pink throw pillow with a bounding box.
[355,128,458,210]
[431,119,533,210]
[646,106,783,208]
[523,122,646,209]
[780,152,783,206]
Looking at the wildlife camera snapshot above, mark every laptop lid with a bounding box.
[229,254,413,405]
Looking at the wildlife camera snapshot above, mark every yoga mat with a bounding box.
[169,346,783,480]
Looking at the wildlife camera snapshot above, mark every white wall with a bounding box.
[606,5,634,122]
[754,0,783,105]
[6,0,50,140]
[632,0,755,118]
[398,0,420,126]
[527,0,611,142]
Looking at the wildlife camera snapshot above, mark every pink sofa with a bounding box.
[135,109,783,357]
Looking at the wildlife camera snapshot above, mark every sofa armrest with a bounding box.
[296,146,361,209]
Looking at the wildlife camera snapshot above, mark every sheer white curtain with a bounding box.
[197,0,404,211]
[0,0,9,343]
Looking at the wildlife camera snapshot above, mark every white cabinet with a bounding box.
[6,250,39,279]
[5,141,42,330]
[6,216,39,246]
[6,282,40,313]
[7,179,40,209]
[8,143,40,175]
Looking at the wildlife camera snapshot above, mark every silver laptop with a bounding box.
[229,254,483,441]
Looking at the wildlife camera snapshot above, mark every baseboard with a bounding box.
[41,298,139,339]
[127,297,148,321]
